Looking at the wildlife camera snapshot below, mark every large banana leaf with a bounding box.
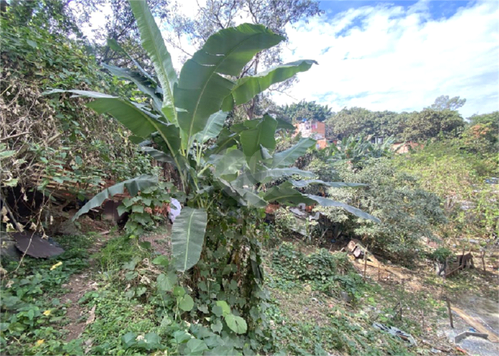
[263,182,316,206]
[192,111,227,144]
[289,180,366,188]
[205,128,238,157]
[232,186,267,208]
[175,24,283,146]
[216,179,266,208]
[222,60,318,111]
[263,182,380,222]
[307,195,380,222]
[72,175,158,221]
[107,38,156,84]
[276,119,296,131]
[129,0,177,123]
[272,138,316,168]
[103,64,162,113]
[234,167,315,187]
[171,207,208,272]
[88,99,182,158]
[46,90,183,169]
[45,90,165,139]
[240,115,277,172]
[214,149,247,178]
[141,147,175,165]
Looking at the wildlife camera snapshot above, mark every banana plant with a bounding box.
[327,135,400,169]
[46,0,378,273]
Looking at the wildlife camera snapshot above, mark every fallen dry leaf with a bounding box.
[86,305,96,325]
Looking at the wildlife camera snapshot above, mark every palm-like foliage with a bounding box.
[47,0,378,273]
[326,135,399,169]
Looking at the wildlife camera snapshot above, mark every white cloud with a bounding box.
[273,0,499,118]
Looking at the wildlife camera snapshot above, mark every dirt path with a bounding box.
[348,252,499,355]
[63,270,99,341]
[61,223,172,342]
[61,220,115,342]
[437,295,499,356]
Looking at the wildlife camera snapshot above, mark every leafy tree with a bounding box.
[50,0,376,334]
[325,107,403,140]
[166,0,322,57]
[164,0,323,118]
[402,108,465,142]
[3,0,83,37]
[277,100,333,123]
[77,0,173,68]
[318,158,446,263]
[468,111,499,126]
[396,140,498,248]
[462,111,499,154]
[428,95,466,111]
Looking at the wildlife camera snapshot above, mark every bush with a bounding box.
[271,242,364,300]
[1,10,155,230]
[395,140,498,248]
[316,158,447,264]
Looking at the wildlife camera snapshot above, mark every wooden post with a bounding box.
[363,247,368,280]
[446,296,454,328]
[480,250,486,272]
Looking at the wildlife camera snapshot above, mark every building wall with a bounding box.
[295,121,326,140]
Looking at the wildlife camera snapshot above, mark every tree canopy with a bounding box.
[428,95,466,111]
[277,100,333,123]
[325,107,402,140]
[402,108,465,142]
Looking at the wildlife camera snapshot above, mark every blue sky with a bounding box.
[319,0,467,20]
[83,0,499,118]
[272,0,499,118]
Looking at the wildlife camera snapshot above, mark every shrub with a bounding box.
[317,158,447,263]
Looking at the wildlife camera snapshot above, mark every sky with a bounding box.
[82,0,499,119]
[272,0,499,118]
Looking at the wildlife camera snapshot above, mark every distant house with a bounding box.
[294,120,327,149]
[370,136,384,144]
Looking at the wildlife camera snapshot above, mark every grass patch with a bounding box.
[0,234,94,355]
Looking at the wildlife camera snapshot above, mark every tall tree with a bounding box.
[69,0,173,69]
[402,108,465,142]
[463,111,499,153]
[428,95,466,111]
[278,100,333,123]
[4,0,83,37]
[326,107,404,140]
[164,0,323,118]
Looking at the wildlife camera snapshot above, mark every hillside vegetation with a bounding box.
[1,2,498,356]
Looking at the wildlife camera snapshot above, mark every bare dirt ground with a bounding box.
[350,251,499,356]
[62,217,116,341]
[61,221,172,342]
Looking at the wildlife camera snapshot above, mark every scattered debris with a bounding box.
[0,232,21,260]
[347,239,366,259]
[346,239,380,263]
[455,331,489,343]
[168,198,181,223]
[289,207,306,218]
[13,231,64,258]
[451,306,499,343]
[373,322,417,346]
[421,339,451,353]
[86,305,96,325]
[445,253,475,278]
